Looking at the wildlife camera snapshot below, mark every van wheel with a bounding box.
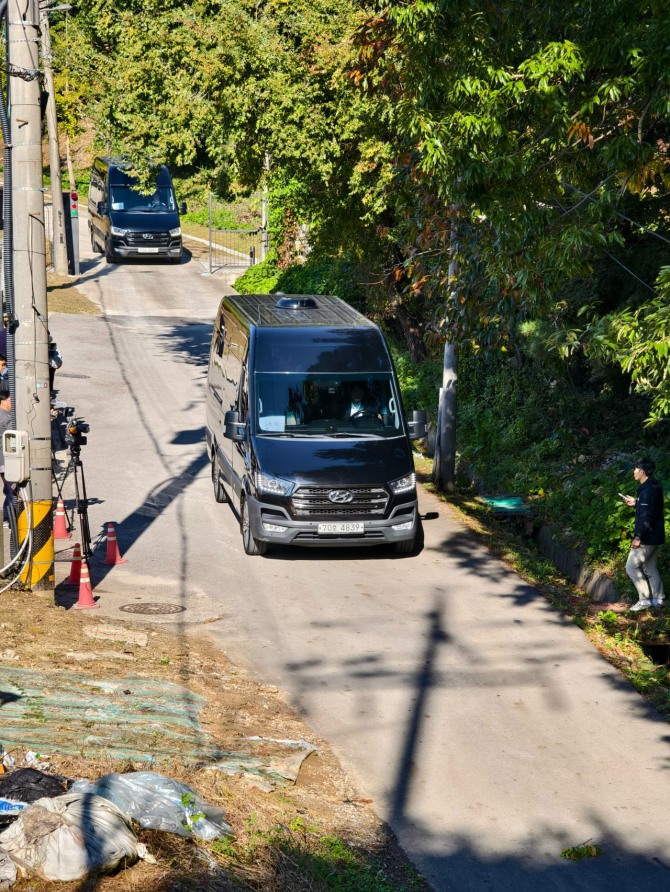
[242,498,267,556]
[212,456,228,503]
[105,239,117,264]
[394,537,416,555]
[90,228,98,253]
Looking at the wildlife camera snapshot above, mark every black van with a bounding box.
[88,157,186,264]
[205,293,427,556]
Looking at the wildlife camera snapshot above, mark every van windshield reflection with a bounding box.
[255,373,403,437]
[110,184,176,212]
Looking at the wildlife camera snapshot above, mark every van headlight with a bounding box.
[254,471,294,496]
[169,226,181,237]
[110,225,127,237]
[389,473,416,495]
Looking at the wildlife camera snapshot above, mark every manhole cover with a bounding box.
[119,603,186,615]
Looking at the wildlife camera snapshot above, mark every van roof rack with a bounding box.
[225,294,375,328]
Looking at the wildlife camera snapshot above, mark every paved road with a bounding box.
[50,219,670,891]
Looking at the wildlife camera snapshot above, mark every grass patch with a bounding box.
[206,817,429,892]
[561,841,602,861]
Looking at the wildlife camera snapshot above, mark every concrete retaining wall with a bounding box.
[537,525,618,603]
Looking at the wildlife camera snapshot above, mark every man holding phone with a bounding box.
[622,457,665,611]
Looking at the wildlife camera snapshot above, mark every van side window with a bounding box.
[214,328,224,358]
[215,314,226,357]
[89,171,103,206]
[238,361,249,422]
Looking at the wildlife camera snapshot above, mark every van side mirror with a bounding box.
[224,409,245,441]
[97,201,108,215]
[179,202,187,215]
[407,409,427,440]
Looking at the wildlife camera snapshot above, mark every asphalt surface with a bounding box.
[48,216,670,892]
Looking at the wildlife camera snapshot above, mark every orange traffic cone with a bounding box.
[54,498,71,540]
[73,560,99,610]
[65,543,82,586]
[103,522,128,565]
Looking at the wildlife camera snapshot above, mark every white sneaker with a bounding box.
[629,600,652,612]
[652,599,665,608]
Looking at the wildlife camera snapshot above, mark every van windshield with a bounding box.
[109,175,176,212]
[255,372,404,437]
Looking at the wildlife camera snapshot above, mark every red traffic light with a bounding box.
[70,191,78,203]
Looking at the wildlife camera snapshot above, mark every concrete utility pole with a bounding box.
[40,1,68,275]
[432,225,458,493]
[8,0,54,590]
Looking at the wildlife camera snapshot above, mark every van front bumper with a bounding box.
[246,494,418,548]
[113,241,182,259]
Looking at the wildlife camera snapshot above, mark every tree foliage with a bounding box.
[52,0,379,251]
[352,1,670,366]
[50,0,670,422]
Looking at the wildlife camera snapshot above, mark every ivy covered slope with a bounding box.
[54,1,670,585]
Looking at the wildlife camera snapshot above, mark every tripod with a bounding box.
[70,445,92,559]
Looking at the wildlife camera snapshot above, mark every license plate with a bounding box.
[318,522,363,535]
[137,247,159,254]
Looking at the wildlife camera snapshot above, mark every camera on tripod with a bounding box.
[65,418,90,449]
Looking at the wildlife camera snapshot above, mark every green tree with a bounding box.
[352,1,670,362]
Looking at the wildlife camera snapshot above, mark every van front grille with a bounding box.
[291,485,388,517]
[126,231,171,247]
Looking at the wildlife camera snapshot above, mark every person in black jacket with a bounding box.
[622,457,666,611]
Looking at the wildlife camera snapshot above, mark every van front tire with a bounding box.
[105,239,117,264]
[394,537,416,555]
[242,498,268,556]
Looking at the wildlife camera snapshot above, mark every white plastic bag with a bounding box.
[0,850,17,891]
[72,771,232,841]
[0,790,150,882]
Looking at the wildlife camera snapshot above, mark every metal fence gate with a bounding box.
[208,193,268,274]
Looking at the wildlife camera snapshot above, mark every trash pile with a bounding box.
[0,746,231,888]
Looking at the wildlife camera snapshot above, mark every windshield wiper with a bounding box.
[257,431,313,438]
[323,432,380,439]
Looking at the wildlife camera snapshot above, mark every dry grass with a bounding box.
[47,272,100,315]
[0,589,425,891]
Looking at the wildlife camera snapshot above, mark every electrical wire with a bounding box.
[563,181,670,247]
[600,249,656,294]
[0,483,34,592]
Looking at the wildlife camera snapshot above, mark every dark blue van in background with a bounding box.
[88,157,186,264]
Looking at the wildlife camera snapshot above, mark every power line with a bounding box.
[600,249,656,293]
[563,181,670,248]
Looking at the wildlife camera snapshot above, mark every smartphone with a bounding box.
[618,492,627,500]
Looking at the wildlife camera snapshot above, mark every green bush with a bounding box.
[276,258,368,311]
[234,253,282,294]
[235,254,371,308]
[183,206,252,230]
[391,348,441,423]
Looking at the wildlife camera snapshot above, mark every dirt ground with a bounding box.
[0,588,424,890]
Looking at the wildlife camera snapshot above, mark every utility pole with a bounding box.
[433,221,458,493]
[260,152,270,262]
[39,1,68,275]
[8,0,54,590]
